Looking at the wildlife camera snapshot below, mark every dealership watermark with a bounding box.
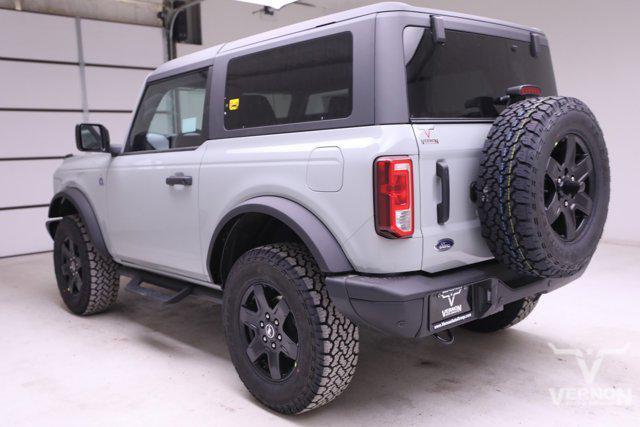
[547,342,632,406]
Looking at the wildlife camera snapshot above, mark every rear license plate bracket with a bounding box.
[429,285,474,331]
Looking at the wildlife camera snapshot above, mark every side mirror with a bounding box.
[75,123,110,153]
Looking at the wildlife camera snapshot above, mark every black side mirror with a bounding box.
[75,123,110,153]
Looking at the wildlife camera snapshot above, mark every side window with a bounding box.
[224,32,353,130]
[127,69,208,152]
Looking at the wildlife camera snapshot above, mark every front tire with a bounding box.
[53,215,119,315]
[222,243,359,414]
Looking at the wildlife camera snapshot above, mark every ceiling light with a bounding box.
[233,0,297,10]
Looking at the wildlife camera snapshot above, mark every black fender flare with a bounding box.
[47,188,110,256]
[207,196,353,283]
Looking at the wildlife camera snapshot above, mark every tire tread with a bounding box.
[226,243,359,414]
[68,215,119,315]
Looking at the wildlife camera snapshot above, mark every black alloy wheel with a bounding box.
[59,236,84,295]
[544,134,595,241]
[240,282,299,381]
[222,243,359,414]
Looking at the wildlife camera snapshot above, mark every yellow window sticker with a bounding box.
[229,98,239,111]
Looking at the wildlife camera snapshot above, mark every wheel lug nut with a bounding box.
[274,319,279,326]
[265,313,270,320]
[564,200,569,207]
[277,334,282,340]
[260,321,264,328]
[571,176,575,181]
[271,342,276,349]
[262,336,267,342]
[557,178,562,184]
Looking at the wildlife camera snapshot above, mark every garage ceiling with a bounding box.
[0,0,383,27]
[0,0,163,26]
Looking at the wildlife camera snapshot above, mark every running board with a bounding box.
[120,267,222,305]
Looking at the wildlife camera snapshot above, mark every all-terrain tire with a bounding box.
[53,215,119,315]
[222,243,359,414]
[462,295,540,333]
[477,96,610,278]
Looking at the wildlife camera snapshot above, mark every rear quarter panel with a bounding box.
[199,125,424,274]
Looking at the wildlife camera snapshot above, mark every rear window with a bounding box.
[404,27,557,119]
[224,32,353,130]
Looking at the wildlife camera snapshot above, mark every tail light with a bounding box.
[374,156,414,238]
[506,84,542,97]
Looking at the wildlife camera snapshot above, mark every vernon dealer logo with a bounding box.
[418,125,439,144]
[547,342,633,406]
[439,287,463,318]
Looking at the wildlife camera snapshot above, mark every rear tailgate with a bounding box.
[403,23,557,273]
[413,123,493,272]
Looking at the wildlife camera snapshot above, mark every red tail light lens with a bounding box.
[519,85,542,96]
[374,156,414,238]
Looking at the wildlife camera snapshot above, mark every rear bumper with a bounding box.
[325,262,584,338]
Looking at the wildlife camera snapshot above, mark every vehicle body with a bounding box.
[46,2,609,414]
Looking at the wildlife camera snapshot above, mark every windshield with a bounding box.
[404,27,557,119]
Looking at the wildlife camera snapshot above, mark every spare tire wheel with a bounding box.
[476,96,610,278]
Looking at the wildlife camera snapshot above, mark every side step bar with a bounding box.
[120,267,222,305]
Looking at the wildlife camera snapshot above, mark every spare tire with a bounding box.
[476,96,609,278]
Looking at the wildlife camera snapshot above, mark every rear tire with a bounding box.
[222,243,359,414]
[53,215,119,315]
[462,295,540,333]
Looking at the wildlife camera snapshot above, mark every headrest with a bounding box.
[327,95,351,119]
[228,94,276,128]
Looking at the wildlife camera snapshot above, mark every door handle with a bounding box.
[165,173,192,186]
[436,160,450,225]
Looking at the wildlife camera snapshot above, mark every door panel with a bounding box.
[105,68,210,279]
[106,148,206,278]
[413,123,493,273]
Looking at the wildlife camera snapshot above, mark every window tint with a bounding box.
[128,69,208,152]
[404,28,557,119]
[224,32,353,130]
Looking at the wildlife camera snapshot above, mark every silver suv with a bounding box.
[47,2,610,414]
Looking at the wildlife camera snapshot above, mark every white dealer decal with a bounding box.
[440,287,462,307]
[547,342,633,406]
[416,125,439,144]
[438,287,463,318]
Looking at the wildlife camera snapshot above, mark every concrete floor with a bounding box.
[1,243,638,426]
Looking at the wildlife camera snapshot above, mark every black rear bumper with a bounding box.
[325,262,584,338]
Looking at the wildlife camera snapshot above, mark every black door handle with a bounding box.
[165,173,192,186]
[436,160,450,224]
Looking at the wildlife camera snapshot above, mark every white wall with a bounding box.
[181,0,640,245]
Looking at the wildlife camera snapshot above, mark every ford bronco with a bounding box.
[46,2,610,414]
